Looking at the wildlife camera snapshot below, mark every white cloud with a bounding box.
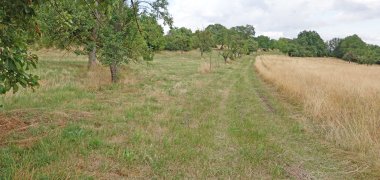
[167,0,380,45]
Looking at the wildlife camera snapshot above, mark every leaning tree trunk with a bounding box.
[110,62,118,83]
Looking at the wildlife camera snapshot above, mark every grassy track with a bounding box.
[0,50,377,179]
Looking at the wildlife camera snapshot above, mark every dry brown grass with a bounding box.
[83,65,112,89]
[255,55,380,163]
[198,62,212,74]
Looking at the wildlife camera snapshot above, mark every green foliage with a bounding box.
[37,0,95,53]
[205,24,228,48]
[228,28,247,59]
[97,3,144,66]
[194,29,213,56]
[273,31,328,58]
[273,38,292,54]
[334,35,379,64]
[230,24,255,39]
[218,26,258,62]
[141,15,165,61]
[37,0,171,82]
[164,27,193,51]
[295,30,327,57]
[244,38,259,55]
[256,35,273,50]
[0,0,40,94]
[326,38,342,57]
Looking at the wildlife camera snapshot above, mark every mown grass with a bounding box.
[0,50,379,178]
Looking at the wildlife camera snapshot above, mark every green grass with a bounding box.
[0,50,378,179]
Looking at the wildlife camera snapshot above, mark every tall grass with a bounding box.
[255,55,380,163]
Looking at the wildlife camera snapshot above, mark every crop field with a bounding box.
[0,50,379,179]
[255,55,380,170]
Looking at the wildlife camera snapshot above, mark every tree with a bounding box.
[140,15,166,61]
[164,27,193,52]
[273,38,292,54]
[335,35,366,59]
[97,0,172,83]
[244,38,258,55]
[227,29,245,59]
[0,0,40,94]
[219,28,248,63]
[256,35,273,50]
[327,38,342,57]
[230,24,255,39]
[38,0,100,69]
[295,30,327,57]
[194,30,213,57]
[205,24,228,49]
[336,35,380,64]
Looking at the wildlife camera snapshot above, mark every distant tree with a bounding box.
[334,34,378,64]
[165,27,193,52]
[244,38,259,55]
[367,45,380,64]
[140,15,166,61]
[230,25,255,39]
[335,35,366,59]
[295,30,327,57]
[218,28,252,62]
[194,30,213,57]
[287,41,302,57]
[228,28,247,59]
[327,38,342,57]
[219,29,233,63]
[256,35,273,50]
[273,38,292,54]
[205,24,228,49]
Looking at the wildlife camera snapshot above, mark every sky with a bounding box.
[166,0,380,45]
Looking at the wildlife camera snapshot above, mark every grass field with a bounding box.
[255,55,380,171]
[0,50,379,178]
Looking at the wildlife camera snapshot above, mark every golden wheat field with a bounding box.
[255,55,380,163]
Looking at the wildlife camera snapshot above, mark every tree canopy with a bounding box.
[0,0,40,94]
[193,29,213,56]
[205,24,228,48]
[333,35,378,64]
[164,27,193,51]
[295,30,327,57]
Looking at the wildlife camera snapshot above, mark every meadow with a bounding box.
[255,55,380,169]
[0,50,379,179]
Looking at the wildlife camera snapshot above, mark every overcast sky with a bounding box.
[166,0,380,45]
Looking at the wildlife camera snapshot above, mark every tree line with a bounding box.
[1,0,379,95]
[256,31,380,65]
[163,26,380,65]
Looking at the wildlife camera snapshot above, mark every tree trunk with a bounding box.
[209,55,212,71]
[110,63,118,83]
[201,51,204,57]
[88,1,100,69]
[224,57,227,64]
[88,45,97,69]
